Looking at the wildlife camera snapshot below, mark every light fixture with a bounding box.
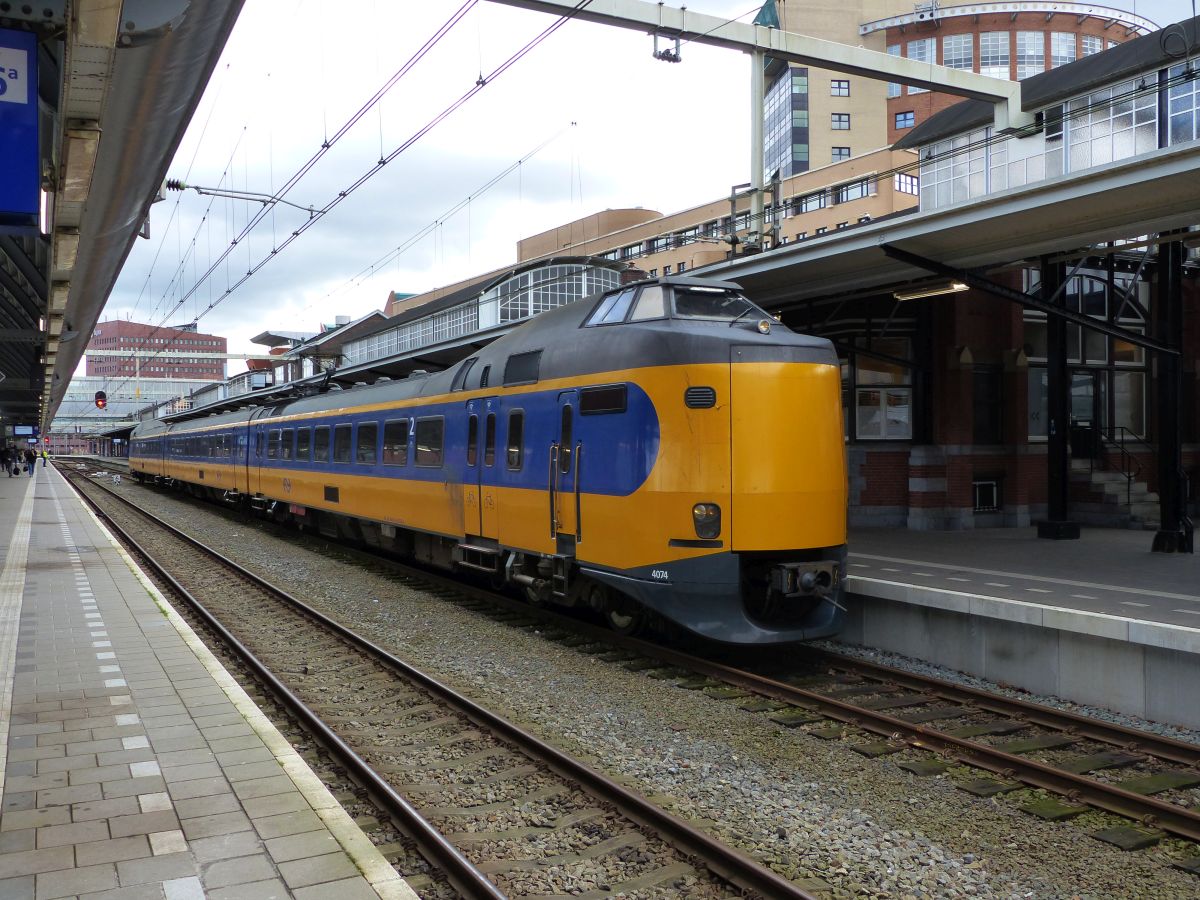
[893,281,969,301]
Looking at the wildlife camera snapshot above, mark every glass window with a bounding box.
[333,425,352,463]
[942,33,972,70]
[581,384,627,415]
[906,38,935,94]
[586,289,636,325]
[894,172,919,194]
[830,79,849,96]
[832,146,851,162]
[887,45,901,98]
[267,429,280,460]
[1114,371,1145,436]
[629,285,666,320]
[1050,32,1076,68]
[1016,32,1044,79]
[484,414,496,467]
[467,415,478,467]
[382,420,408,465]
[895,111,914,130]
[503,350,542,385]
[979,31,1010,79]
[415,418,444,467]
[673,288,759,320]
[507,411,525,470]
[559,405,573,474]
[296,427,311,461]
[280,429,294,461]
[1168,60,1200,146]
[356,422,378,464]
[855,389,912,439]
[1081,35,1103,57]
[831,113,851,130]
[313,426,330,462]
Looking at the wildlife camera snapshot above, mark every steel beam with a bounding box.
[879,245,1179,356]
[1038,258,1079,539]
[484,0,1029,130]
[1152,240,1193,553]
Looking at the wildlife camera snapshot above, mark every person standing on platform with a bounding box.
[41,448,48,467]
[24,447,36,475]
[1,446,12,477]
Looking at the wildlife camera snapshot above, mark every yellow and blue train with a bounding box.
[130,276,848,644]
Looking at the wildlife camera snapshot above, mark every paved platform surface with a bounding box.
[1,466,415,899]
[848,525,1200,630]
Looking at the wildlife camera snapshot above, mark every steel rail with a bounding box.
[805,648,1200,768]
[60,470,505,900]
[63,468,818,900]
[254,535,1200,843]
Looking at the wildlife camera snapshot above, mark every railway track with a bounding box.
[70,462,1200,876]
[61,465,818,899]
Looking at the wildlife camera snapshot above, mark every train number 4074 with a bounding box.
[650,569,670,581]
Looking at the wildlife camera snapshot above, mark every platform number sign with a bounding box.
[0,28,39,225]
[0,43,29,104]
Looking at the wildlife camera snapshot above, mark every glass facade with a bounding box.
[1169,57,1200,144]
[763,66,809,178]
[1022,271,1149,439]
[344,265,620,366]
[1016,32,1044,80]
[906,38,935,94]
[979,32,1010,79]
[1050,32,1077,68]
[942,34,973,70]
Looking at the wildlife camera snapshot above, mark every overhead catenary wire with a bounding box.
[85,1,595,413]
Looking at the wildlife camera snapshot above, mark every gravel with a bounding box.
[104,475,1200,898]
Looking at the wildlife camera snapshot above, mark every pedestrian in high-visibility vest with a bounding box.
[41,449,48,467]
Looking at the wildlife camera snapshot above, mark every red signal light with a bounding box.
[94,390,107,409]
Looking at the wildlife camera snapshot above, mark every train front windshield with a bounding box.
[672,287,763,321]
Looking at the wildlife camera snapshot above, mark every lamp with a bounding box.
[893,281,969,301]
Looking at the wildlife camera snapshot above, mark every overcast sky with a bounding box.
[98,0,1198,374]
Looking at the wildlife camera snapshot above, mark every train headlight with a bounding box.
[757,319,772,335]
[692,503,721,539]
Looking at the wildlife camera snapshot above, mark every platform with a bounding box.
[844,526,1200,729]
[0,466,415,899]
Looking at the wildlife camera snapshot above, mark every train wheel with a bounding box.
[605,592,646,636]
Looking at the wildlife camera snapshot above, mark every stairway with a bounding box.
[1070,459,1160,529]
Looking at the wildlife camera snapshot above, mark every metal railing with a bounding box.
[1087,425,1149,509]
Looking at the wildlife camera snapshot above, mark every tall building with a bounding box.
[85,320,228,381]
[758,1,1156,176]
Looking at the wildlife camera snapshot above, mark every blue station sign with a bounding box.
[0,28,39,228]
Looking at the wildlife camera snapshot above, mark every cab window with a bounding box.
[629,285,666,321]
[585,288,636,325]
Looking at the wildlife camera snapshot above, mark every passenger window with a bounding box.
[356,423,378,464]
[256,431,264,458]
[581,384,628,415]
[296,428,311,461]
[280,429,294,461]
[506,411,524,470]
[314,426,331,462]
[467,415,478,467]
[559,405,573,474]
[629,285,666,320]
[382,419,408,466]
[333,424,352,463]
[267,429,281,460]
[484,414,496,467]
[415,417,444,467]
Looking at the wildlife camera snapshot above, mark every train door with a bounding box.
[479,399,500,540]
[246,408,269,496]
[551,390,580,549]
[463,400,483,537]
